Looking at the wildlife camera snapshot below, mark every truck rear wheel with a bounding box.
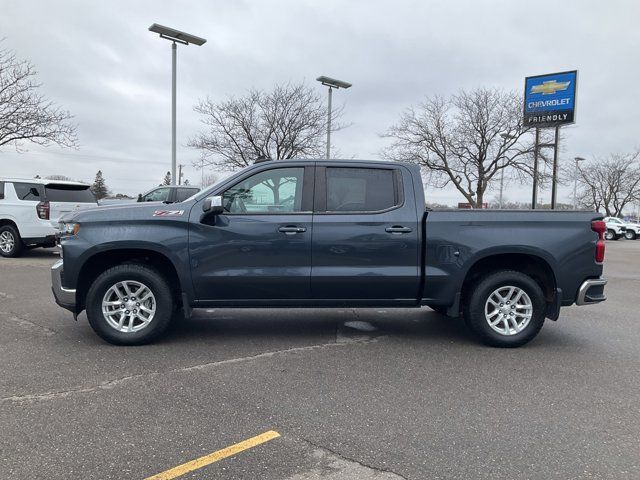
[0,225,24,258]
[624,230,636,240]
[85,263,174,345]
[463,270,546,348]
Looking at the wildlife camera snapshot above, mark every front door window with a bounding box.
[222,167,305,214]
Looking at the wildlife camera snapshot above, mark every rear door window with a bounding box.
[0,181,4,200]
[142,187,172,202]
[45,185,96,203]
[175,188,199,202]
[13,183,43,201]
[325,168,398,212]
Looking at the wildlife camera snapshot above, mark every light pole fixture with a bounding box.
[573,156,586,209]
[316,76,352,159]
[498,133,516,209]
[149,23,206,185]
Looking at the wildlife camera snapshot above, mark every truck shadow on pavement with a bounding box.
[157,308,482,347]
[145,307,587,351]
[17,247,59,258]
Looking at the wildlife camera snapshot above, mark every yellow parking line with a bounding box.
[144,430,281,480]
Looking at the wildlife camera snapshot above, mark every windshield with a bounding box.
[194,171,237,200]
[45,184,96,203]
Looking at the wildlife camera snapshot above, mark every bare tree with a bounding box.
[576,152,640,216]
[0,45,77,151]
[383,88,543,208]
[189,82,343,170]
[201,172,220,188]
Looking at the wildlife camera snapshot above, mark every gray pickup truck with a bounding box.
[52,159,607,347]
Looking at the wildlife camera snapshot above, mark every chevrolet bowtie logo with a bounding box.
[531,80,571,95]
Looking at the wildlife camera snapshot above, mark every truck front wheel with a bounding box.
[85,263,174,345]
[463,270,546,348]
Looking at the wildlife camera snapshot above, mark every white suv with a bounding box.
[604,216,639,241]
[0,178,97,257]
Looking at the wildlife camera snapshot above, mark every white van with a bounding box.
[0,178,97,257]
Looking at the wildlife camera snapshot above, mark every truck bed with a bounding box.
[421,209,604,314]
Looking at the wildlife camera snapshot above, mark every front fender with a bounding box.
[61,238,193,303]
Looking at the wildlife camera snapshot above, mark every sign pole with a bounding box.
[532,128,540,209]
[551,125,560,209]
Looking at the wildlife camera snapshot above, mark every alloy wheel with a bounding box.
[101,280,157,333]
[0,231,15,253]
[484,285,533,336]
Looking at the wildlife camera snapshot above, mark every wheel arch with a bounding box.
[460,251,558,313]
[76,247,184,313]
[0,218,20,232]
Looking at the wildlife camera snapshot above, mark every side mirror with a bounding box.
[202,196,224,215]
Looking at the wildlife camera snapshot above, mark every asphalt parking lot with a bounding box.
[1,241,639,479]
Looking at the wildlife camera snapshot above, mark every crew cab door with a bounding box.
[189,165,314,302]
[311,165,420,303]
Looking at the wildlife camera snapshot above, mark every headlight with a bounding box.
[59,222,80,236]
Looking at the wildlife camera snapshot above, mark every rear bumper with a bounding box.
[23,234,57,247]
[51,259,76,312]
[575,278,607,305]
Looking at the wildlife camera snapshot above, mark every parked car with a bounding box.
[138,185,200,204]
[52,159,607,347]
[604,217,639,240]
[0,178,97,257]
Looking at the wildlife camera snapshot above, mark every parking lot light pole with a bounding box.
[573,156,586,209]
[498,133,516,209]
[316,76,352,159]
[149,24,206,185]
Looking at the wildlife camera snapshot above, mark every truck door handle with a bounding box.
[278,225,307,234]
[385,226,413,234]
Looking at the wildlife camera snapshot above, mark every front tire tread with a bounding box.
[85,263,174,345]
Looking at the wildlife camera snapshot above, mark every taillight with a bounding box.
[591,220,606,263]
[36,201,50,220]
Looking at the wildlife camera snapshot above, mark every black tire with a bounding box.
[605,229,617,241]
[0,224,24,258]
[624,230,636,240]
[463,270,546,348]
[85,263,174,345]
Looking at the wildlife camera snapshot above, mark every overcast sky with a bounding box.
[1,0,638,204]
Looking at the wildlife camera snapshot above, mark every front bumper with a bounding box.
[575,278,607,305]
[51,259,76,312]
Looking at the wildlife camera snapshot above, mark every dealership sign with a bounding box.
[523,70,577,126]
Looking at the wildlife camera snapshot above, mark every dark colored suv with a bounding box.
[137,186,200,204]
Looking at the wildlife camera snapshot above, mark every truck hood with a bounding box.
[61,201,194,223]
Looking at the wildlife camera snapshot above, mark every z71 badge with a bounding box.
[153,210,184,217]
